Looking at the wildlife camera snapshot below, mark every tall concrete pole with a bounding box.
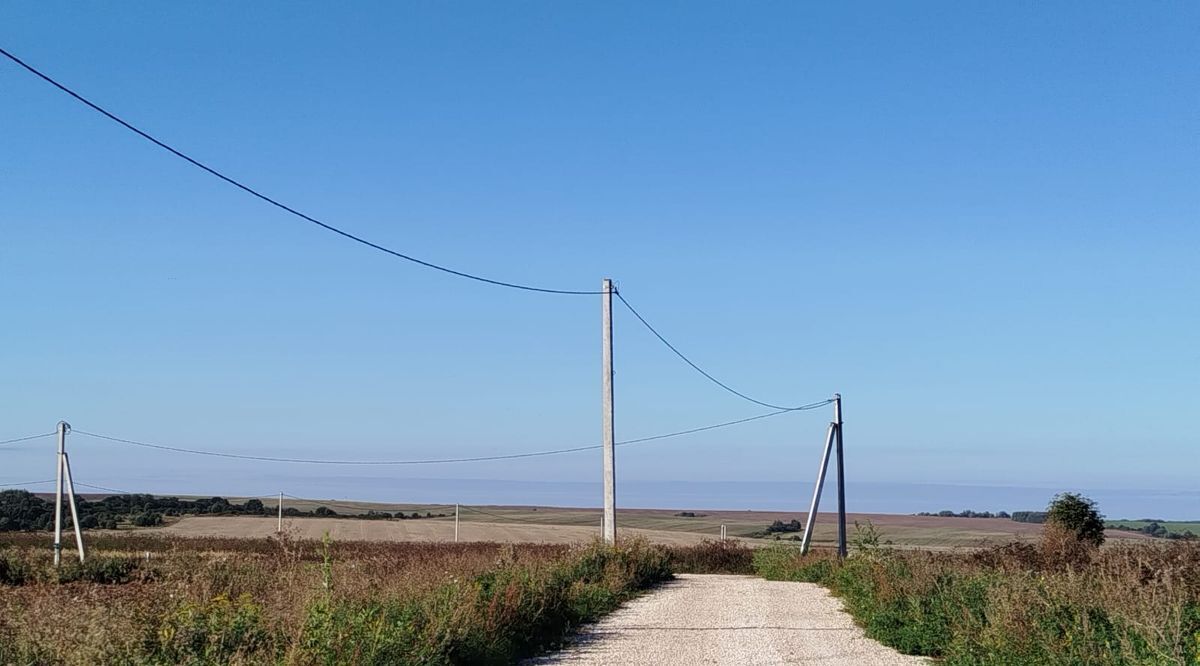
[834,394,847,558]
[601,278,616,545]
[53,421,67,566]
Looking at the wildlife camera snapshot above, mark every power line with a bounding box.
[615,290,831,412]
[0,47,602,296]
[0,479,55,488]
[0,432,55,446]
[73,481,135,494]
[71,409,804,466]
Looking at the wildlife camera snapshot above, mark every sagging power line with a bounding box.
[615,290,826,412]
[0,47,602,296]
[69,409,803,466]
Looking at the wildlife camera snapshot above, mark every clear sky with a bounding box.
[2,3,1197,513]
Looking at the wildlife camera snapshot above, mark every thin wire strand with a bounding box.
[0,47,601,296]
[73,482,133,494]
[615,290,829,412]
[0,432,55,446]
[71,409,803,466]
[0,479,55,488]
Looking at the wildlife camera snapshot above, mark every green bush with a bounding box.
[0,549,35,585]
[151,594,277,664]
[55,555,142,584]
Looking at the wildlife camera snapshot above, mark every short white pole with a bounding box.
[62,451,86,562]
[277,491,283,533]
[721,524,726,541]
[53,421,67,567]
[454,504,460,543]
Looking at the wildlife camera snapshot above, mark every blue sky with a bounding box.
[2,3,1197,513]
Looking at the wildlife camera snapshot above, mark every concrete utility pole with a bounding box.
[800,396,847,557]
[52,421,85,565]
[455,503,460,543]
[834,394,847,558]
[799,418,837,555]
[53,421,66,566]
[277,492,283,533]
[601,278,616,545]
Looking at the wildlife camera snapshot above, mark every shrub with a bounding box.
[1046,492,1105,547]
[152,594,277,663]
[132,511,163,527]
[55,555,143,584]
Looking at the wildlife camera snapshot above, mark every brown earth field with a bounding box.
[146,503,1153,549]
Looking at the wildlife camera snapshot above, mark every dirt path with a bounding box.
[529,574,927,666]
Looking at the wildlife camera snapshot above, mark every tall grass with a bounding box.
[754,532,1200,665]
[0,534,671,665]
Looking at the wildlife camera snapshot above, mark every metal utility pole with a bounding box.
[834,394,847,558]
[601,278,616,545]
[277,491,283,533]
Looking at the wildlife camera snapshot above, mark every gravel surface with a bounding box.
[529,574,929,665]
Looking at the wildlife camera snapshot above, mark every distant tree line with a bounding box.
[1106,521,1197,540]
[0,490,447,532]
[916,510,1011,519]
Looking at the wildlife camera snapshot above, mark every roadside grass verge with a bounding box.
[753,536,1200,664]
[0,536,672,665]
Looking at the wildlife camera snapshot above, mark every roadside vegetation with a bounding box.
[0,533,672,665]
[756,494,1200,665]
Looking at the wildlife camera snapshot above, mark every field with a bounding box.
[147,500,1157,550]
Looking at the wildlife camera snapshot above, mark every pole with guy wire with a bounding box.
[800,395,847,557]
[601,278,617,545]
[52,421,85,565]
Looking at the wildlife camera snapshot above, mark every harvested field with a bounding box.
[157,515,743,546]
[148,506,1153,549]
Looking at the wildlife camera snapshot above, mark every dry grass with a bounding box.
[0,532,672,665]
[755,527,1200,664]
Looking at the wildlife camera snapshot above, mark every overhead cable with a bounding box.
[0,47,600,296]
[615,290,831,412]
[0,432,56,446]
[71,409,803,465]
[0,479,55,488]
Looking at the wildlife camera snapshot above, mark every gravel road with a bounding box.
[529,574,928,665]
